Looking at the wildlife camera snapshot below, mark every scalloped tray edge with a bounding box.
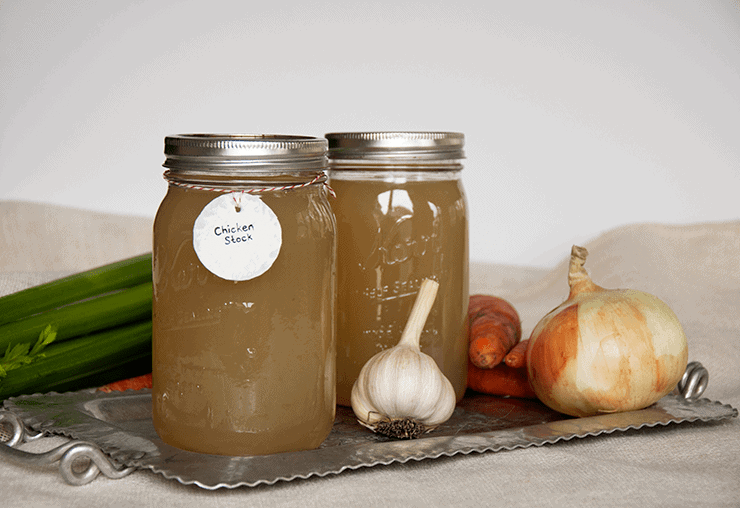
[3,390,737,490]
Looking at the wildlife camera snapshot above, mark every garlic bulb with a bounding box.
[351,279,457,439]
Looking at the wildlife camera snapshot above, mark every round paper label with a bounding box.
[193,192,282,281]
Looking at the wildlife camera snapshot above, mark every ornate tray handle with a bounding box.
[0,410,135,485]
[676,361,709,400]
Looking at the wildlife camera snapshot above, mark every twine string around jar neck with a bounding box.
[163,171,336,210]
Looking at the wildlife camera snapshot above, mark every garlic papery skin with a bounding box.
[350,279,457,438]
[526,246,689,418]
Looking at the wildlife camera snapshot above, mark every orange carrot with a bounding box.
[467,361,537,399]
[468,294,520,327]
[468,295,521,369]
[504,338,530,369]
[98,373,152,393]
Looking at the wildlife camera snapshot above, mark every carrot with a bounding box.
[468,295,520,329]
[467,361,537,399]
[504,338,530,369]
[468,295,521,369]
[98,372,152,393]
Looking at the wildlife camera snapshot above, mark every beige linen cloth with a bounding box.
[1,200,738,507]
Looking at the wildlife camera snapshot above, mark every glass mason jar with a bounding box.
[153,134,336,456]
[326,132,469,406]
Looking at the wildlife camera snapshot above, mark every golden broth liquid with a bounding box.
[152,184,336,456]
[330,174,469,406]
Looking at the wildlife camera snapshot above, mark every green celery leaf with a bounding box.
[0,325,58,380]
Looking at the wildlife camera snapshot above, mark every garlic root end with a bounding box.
[360,417,433,439]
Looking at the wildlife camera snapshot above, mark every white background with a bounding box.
[1,0,738,267]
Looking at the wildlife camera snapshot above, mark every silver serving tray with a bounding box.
[1,384,736,489]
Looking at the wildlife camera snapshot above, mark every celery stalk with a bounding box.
[0,252,152,327]
[0,282,152,354]
[0,320,152,400]
[54,354,151,394]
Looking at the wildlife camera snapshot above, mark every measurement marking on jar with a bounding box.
[361,279,425,302]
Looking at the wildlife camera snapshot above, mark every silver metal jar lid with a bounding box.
[324,132,465,161]
[163,134,328,173]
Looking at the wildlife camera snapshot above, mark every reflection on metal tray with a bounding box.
[1,379,736,489]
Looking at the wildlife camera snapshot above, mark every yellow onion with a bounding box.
[526,246,688,417]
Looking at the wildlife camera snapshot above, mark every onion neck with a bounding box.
[567,245,604,299]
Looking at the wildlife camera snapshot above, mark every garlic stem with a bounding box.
[397,279,440,349]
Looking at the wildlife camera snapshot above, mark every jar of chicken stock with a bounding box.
[325,131,469,406]
[153,134,336,456]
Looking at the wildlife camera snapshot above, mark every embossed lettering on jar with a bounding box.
[326,132,469,406]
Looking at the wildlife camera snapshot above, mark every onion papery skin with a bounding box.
[526,288,688,417]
